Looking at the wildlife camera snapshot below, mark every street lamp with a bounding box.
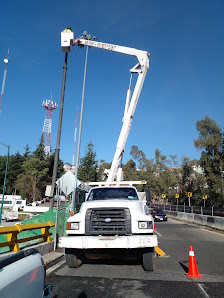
[70,31,97,212]
[0,142,10,224]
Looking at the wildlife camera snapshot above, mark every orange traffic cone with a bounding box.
[186,246,202,278]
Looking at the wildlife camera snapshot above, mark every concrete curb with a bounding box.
[42,251,64,265]
[0,241,63,264]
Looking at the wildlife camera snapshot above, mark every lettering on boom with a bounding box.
[84,40,116,51]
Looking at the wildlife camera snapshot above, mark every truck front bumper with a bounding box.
[59,234,157,249]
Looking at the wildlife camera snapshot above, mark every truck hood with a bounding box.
[68,199,152,222]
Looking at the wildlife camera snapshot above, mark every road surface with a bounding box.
[46,219,224,297]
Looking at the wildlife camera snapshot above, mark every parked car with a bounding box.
[152,209,167,221]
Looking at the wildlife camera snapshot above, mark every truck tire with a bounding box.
[65,249,83,268]
[142,249,155,271]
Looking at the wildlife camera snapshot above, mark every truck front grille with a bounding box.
[85,208,131,235]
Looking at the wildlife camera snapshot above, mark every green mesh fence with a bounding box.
[0,204,69,253]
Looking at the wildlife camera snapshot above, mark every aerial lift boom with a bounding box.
[61,32,150,183]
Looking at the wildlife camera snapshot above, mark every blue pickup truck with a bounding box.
[0,248,52,298]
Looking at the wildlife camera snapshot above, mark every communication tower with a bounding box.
[42,98,57,156]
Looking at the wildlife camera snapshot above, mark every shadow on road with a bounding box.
[179,261,188,273]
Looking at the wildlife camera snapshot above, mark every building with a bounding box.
[63,163,75,173]
[0,195,26,208]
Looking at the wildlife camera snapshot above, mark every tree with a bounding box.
[194,116,224,206]
[78,142,98,182]
[5,152,24,195]
[23,144,31,159]
[0,155,8,194]
[15,157,49,202]
[178,157,195,204]
[33,137,46,161]
[123,159,137,181]
[130,145,147,170]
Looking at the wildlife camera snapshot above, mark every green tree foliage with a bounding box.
[24,144,31,159]
[5,152,24,194]
[130,145,147,170]
[0,155,8,194]
[78,142,98,182]
[123,159,138,181]
[125,145,206,205]
[15,157,49,202]
[194,116,224,206]
[0,139,65,202]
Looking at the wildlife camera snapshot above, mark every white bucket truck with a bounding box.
[59,181,157,271]
[59,31,157,270]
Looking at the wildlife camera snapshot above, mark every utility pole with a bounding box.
[70,31,96,212]
[50,27,75,209]
[49,52,68,209]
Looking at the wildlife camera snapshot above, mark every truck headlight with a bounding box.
[138,221,153,229]
[67,222,79,230]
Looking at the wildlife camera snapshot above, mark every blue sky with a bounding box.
[0,0,224,167]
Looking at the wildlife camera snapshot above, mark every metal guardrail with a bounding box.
[0,222,55,252]
[151,204,224,217]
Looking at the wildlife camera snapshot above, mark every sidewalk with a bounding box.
[42,251,64,265]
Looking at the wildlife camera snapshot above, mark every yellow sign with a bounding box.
[175,194,179,198]
[203,195,208,200]
[188,192,192,197]
[162,194,166,198]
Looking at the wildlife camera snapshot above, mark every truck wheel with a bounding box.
[65,249,83,268]
[142,249,155,271]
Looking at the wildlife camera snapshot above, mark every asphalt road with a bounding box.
[46,219,224,298]
[0,219,22,227]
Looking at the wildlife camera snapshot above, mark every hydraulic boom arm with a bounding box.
[61,32,150,182]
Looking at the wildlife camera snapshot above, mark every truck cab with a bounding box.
[59,185,157,271]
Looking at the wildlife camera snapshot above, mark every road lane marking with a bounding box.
[198,283,210,298]
[155,230,162,236]
[155,246,168,257]
[169,219,186,224]
[46,260,66,275]
[200,228,224,237]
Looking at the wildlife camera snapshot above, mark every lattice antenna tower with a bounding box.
[42,98,57,156]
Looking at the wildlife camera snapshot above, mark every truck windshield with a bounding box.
[87,187,138,201]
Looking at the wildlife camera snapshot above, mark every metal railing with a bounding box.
[0,222,55,252]
[151,204,224,217]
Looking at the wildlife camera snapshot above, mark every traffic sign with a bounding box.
[162,194,166,199]
[188,192,192,197]
[175,194,179,198]
[203,195,208,200]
